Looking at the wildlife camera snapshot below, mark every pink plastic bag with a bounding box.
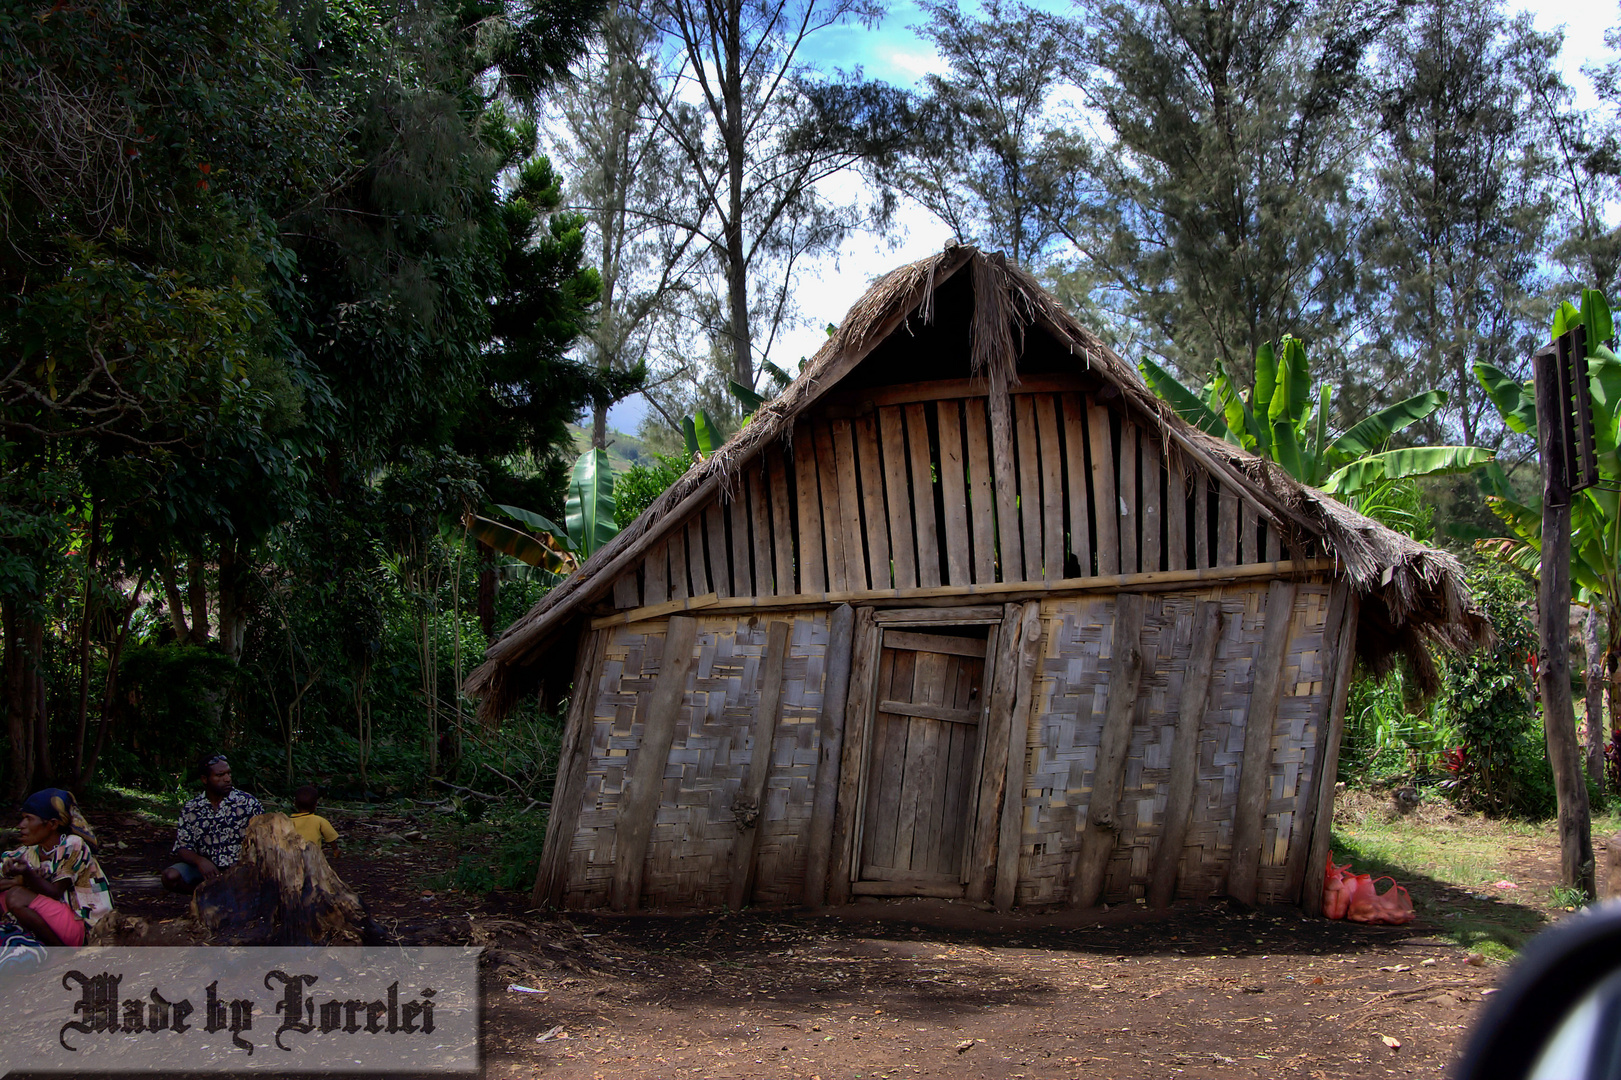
[1347,875,1415,925]
[1323,854,1353,920]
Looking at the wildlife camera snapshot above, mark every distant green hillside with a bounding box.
[567,425,651,475]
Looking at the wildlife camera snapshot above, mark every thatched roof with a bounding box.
[467,246,1487,717]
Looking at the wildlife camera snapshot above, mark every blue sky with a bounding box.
[608,0,1621,434]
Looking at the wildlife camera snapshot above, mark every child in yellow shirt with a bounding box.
[289,785,339,858]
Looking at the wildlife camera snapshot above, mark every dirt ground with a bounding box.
[84,792,1577,1080]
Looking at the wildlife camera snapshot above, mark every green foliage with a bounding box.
[1140,336,1492,511]
[1342,666,1458,781]
[565,448,618,557]
[110,645,245,786]
[615,453,689,529]
[1435,564,1553,817]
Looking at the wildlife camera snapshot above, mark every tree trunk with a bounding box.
[217,537,248,663]
[33,670,51,784]
[74,500,102,777]
[3,600,42,802]
[1535,344,1595,895]
[186,554,210,645]
[476,543,497,639]
[1585,604,1606,788]
[722,0,752,390]
[193,813,379,945]
[159,565,190,641]
[78,579,145,790]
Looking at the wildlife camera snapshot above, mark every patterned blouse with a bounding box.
[2,834,114,927]
[173,788,265,868]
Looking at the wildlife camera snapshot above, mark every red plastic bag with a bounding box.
[1323,854,1353,919]
[1347,875,1416,925]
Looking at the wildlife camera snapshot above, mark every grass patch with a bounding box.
[1331,808,1551,962]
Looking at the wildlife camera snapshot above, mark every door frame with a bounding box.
[848,609,1003,896]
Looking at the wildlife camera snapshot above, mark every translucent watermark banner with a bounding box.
[0,947,480,1075]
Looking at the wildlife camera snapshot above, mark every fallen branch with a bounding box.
[432,778,503,800]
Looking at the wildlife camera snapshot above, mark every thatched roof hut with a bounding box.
[468,246,1485,917]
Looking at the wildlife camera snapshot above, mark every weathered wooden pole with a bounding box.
[1534,339,1596,897]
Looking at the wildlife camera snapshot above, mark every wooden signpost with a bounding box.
[1535,324,1597,898]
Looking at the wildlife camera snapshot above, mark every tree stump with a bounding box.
[192,813,378,945]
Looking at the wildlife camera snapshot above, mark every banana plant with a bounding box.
[1141,335,1494,497]
[681,408,721,462]
[1475,288,1621,747]
[465,448,621,579]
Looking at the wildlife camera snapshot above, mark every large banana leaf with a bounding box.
[1321,446,1496,495]
[1139,358,1226,435]
[566,448,619,558]
[1269,336,1311,429]
[1582,288,1614,346]
[466,514,577,575]
[728,380,766,414]
[1208,364,1252,450]
[1327,390,1447,459]
[1253,340,1278,424]
[494,503,574,546]
[682,408,720,460]
[1307,384,1331,485]
[1474,363,1536,436]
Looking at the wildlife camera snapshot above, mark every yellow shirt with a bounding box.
[289,812,338,847]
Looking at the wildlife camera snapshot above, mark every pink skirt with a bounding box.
[28,893,85,946]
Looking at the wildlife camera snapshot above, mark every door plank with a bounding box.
[994,601,1044,911]
[967,604,1023,901]
[882,630,988,657]
[828,608,880,905]
[802,603,856,907]
[876,700,982,725]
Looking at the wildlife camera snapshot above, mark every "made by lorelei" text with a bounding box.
[59,969,439,1054]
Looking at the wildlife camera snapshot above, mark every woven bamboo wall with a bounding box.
[606,383,1317,611]
[1015,581,1336,907]
[563,612,832,909]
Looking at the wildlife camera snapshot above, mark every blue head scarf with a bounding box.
[19,789,97,850]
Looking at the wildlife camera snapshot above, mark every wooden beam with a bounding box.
[874,606,1004,624]
[1166,454,1188,571]
[530,628,607,907]
[989,372,1023,582]
[1118,419,1138,574]
[643,540,669,606]
[820,371,1097,414]
[793,423,826,594]
[854,415,893,590]
[1226,581,1297,905]
[707,503,732,599]
[749,465,773,595]
[881,630,989,657]
[936,401,972,586]
[1061,393,1093,578]
[768,449,796,595]
[833,419,868,591]
[1147,601,1223,909]
[587,559,1339,628]
[1088,402,1118,576]
[727,619,793,911]
[994,601,1044,911]
[880,406,918,590]
[1071,593,1146,908]
[801,604,856,907]
[1015,394,1043,581]
[905,403,943,588]
[1036,394,1064,581]
[1217,490,1238,568]
[608,615,700,912]
[1291,583,1348,909]
[1302,589,1359,916]
[964,399,997,584]
[1140,430,1161,573]
[966,603,1025,903]
[814,421,850,593]
[827,607,881,905]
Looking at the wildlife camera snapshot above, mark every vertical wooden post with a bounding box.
[966,603,1026,902]
[1227,581,1297,905]
[828,607,881,905]
[1303,587,1358,915]
[1071,593,1146,908]
[530,629,607,908]
[1535,343,1597,897]
[1148,601,1223,909]
[989,371,1023,582]
[727,620,792,911]
[802,605,856,907]
[609,615,700,912]
[994,601,1044,911]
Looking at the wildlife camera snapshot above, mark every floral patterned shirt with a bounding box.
[172,788,264,868]
[1,834,114,926]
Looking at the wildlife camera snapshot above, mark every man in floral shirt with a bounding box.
[161,755,264,894]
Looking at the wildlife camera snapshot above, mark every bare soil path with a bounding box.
[81,790,1594,1079]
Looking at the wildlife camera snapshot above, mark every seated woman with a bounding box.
[0,789,112,948]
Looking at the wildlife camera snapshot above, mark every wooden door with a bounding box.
[856,630,988,896]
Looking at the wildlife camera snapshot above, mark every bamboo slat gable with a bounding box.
[480,246,1487,918]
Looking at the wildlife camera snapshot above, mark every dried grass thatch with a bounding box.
[466,246,1487,718]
